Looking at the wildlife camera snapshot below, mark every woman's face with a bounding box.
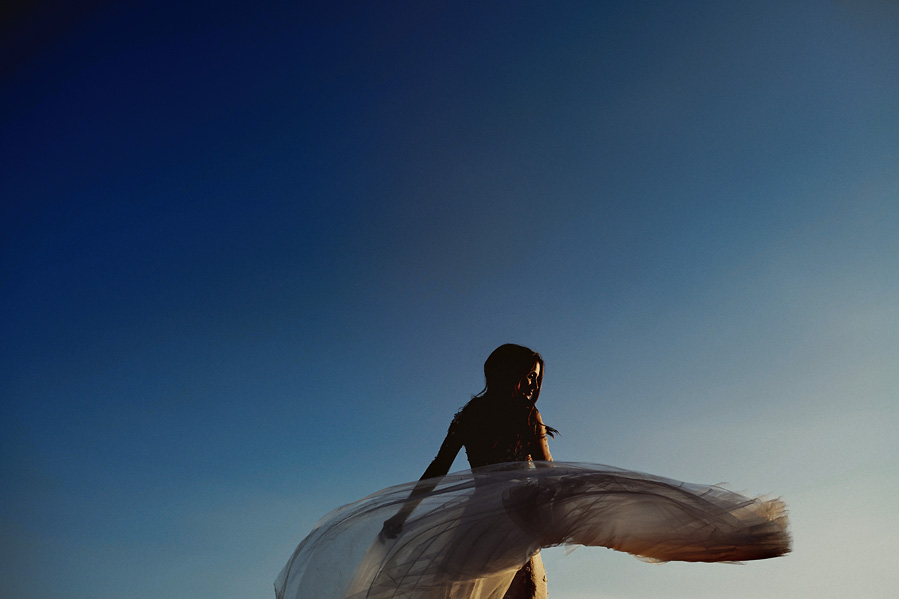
[515,361,542,403]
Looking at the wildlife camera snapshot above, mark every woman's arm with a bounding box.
[533,409,553,462]
[380,426,463,539]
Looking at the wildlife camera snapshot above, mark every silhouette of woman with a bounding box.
[275,344,790,599]
[380,344,555,598]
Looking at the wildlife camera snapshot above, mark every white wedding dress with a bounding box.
[275,462,790,599]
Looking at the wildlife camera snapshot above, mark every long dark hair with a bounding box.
[479,343,544,402]
[472,343,557,438]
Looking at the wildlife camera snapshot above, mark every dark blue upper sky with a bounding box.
[2,2,898,598]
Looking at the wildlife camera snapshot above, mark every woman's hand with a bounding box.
[380,514,405,540]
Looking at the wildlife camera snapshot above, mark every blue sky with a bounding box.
[2,2,897,598]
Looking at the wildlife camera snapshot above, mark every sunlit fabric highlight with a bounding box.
[275,462,790,599]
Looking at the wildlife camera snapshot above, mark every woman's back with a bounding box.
[450,396,543,468]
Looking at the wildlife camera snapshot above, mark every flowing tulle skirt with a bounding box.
[275,462,790,599]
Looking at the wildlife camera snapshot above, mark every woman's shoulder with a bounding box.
[450,396,488,429]
[451,399,471,426]
[456,394,491,416]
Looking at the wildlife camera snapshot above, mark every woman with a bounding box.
[275,345,790,599]
[380,343,555,599]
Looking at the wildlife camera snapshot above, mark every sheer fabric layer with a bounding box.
[275,462,790,599]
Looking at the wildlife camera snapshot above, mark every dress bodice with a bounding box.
[447,397,542,469]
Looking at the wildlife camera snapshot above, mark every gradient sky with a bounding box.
[2,2,897,598]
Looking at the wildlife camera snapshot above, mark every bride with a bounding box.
[275,344,790,599]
